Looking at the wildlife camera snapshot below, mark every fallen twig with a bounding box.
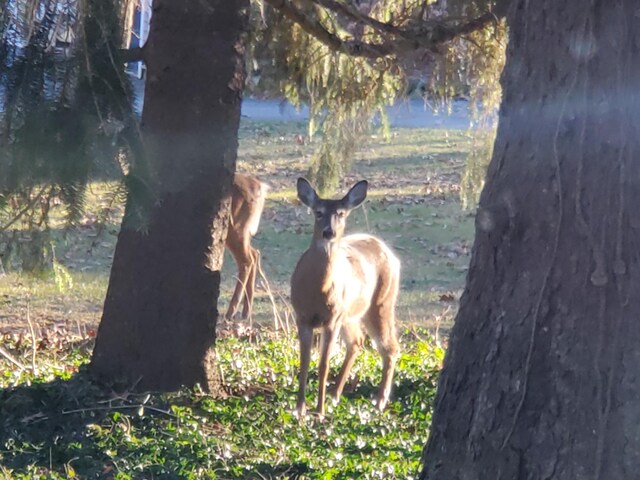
[0,345,26,371]
[25,301,38,375]
[62,404,176,418]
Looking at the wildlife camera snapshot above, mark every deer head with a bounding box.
[296,178,368,243]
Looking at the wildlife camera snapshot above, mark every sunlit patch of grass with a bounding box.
[0,329,443,479]
[0,272,106,333]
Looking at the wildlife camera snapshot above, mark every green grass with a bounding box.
[0,329,443,479]
[1,119,477,478]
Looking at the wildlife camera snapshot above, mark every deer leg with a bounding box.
[241,247,259,320]
[365,300,400,411]
[330,322,364,403]
[373,316,400,411]
[377,348,399,411]
[225,239,252,320]
[315,325,340,416]
[296,323,313,417]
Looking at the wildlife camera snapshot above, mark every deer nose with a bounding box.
[322,228,335,240]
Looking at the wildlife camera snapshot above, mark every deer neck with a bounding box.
[308,236,343,287]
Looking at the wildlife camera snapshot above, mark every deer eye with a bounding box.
[315,210,324,219]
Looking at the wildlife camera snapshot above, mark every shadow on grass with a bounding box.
[0,371,117,476]
[0,371,319,479]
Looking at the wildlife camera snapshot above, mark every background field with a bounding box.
[0,119,475,335]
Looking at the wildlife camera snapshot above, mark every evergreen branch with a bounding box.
[312,0,410,38]
[264,0,507,58]
[418,9,506,47]
[263,0,394,58]
[0,187,48,232]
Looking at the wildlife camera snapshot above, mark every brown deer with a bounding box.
[290,178,400,416]
[225,173,269,320]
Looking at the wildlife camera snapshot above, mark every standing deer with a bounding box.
[225,173,269,320]
[291,178,400,416]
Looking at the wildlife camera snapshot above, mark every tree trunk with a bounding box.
[90,0,249,392]
[421,1,640,478]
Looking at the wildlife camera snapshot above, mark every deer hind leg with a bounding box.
[225,235,254,320]
[330,321,365,404]
[365,297,400,410]
[296,323,313,417]
[240,247,260,320]
[377,341,399,411]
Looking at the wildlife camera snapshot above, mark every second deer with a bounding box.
[225,173,269,320]
[290,178,401,416]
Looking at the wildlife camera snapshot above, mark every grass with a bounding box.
[0,118,477,478]
[1,328,444,479]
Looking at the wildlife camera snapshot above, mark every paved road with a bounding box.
[241,98,471,130]
[129,75,470,130]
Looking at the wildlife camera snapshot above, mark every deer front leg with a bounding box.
[296,324,313,417]
[315,325,340,416]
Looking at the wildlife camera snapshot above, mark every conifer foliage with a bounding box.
[0,0,135,271]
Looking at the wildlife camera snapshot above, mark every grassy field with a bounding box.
[1,120,474,333]
[0,119,476,479]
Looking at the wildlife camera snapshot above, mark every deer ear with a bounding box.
[342,180,368,210]
[297,177,318,208]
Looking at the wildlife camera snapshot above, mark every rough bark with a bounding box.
[421,1,640,478]
[90,0,249,392]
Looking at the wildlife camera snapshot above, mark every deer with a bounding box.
[290,178,401,417]
[224,173,269,321]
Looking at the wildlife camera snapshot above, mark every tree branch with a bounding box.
[264,0,508,58]
[312,0,411,38]
[421,8,506,46]
[263,0,394,58]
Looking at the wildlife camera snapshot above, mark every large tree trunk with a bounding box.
[90,0,249,392]
[421,1,640,478]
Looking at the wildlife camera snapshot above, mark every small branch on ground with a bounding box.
[0,345,26,371]
[26,301,38,376]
